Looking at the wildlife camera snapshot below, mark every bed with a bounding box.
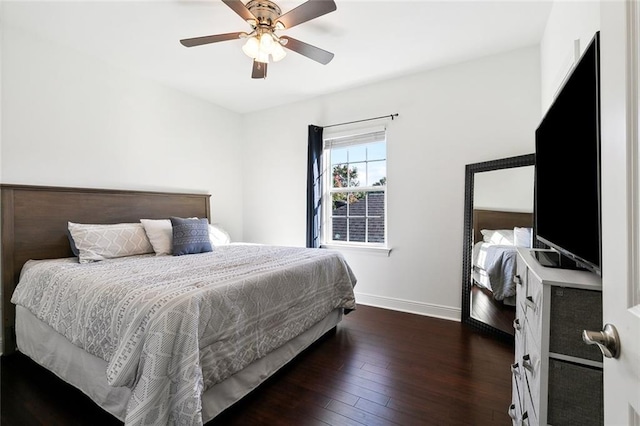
[1,184,357,426]
[471,209,533,306]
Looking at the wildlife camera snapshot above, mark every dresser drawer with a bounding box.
[508,399,522,426]
[547,358,603,426]
[508,398,534,426]
[516,301,527,331]
[511,365,525,425]
[514,312,526,354]
[522,318,541,411]
[548,287,603,362]
[523,387,539,426]
[512,318,526,409]
[515,255,528,308]
[523,270,543,343]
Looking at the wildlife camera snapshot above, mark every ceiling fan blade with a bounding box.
[252,60,267,79]
[276,0,336,29]
[281,36,334,65]
[222,0,257,23]
[180,32,244,47]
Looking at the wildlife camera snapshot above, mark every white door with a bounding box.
[600,1,640,424]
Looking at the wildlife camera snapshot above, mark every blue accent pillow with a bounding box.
[170,217,213,256]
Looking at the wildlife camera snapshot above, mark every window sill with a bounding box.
[320,243,392,257]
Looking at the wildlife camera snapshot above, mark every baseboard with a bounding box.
[354,292,461,322]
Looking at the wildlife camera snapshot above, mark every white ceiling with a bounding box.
[3,0,553,114]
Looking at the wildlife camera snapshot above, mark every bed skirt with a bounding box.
[16,305,343,423]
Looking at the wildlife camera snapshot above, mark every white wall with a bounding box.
[1,24,245,240]
[241,46,541,319]
[540,1,600,112]
[0,24,246,352]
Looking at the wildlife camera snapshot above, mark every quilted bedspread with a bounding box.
[11,244,357,426]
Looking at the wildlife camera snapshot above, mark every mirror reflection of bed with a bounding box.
[471,209,533,334]
[461,157,535,340]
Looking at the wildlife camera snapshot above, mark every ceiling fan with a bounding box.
[180,0,337,79]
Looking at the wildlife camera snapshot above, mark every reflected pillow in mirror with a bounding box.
[514,227,533,248]
[481,229,515,245]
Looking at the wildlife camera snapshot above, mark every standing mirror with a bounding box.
[461,154,535,341]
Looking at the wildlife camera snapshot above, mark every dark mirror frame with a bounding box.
[461,153,536,343]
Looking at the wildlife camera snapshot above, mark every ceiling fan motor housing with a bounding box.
[246,0,282,27]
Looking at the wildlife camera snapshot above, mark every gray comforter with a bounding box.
[12,244,357,426]
[472,242,518,304]
[484,245,518,304]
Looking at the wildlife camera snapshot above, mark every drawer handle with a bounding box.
[513,318,522,331]
[525,296,537,312]
[508,404,517,420]
[511,362,521,377]
[514,274,523,286]
[522,354,534,372]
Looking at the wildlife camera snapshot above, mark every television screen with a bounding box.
[535,32,601,274]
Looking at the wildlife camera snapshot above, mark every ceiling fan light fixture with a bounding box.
[271,42,286,62]
[259,32,274,51]
[245,32,282,63]
[242,36,260,58]
[256,49,270,64]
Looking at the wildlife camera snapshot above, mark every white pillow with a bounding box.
[142,218,222,254]
[514,227,533,248]
[140,219,173,255]
[209,224,231,246]
[481,229,515,245]
[68,222,154,263]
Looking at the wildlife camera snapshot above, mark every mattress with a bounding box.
[11,244,357,425]
[16,305,343,423]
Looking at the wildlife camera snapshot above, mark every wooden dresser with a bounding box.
[510,248,603,425]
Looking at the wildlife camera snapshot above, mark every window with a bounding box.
[322,128,387,247]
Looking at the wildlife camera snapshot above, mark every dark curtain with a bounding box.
[306,125,324,248]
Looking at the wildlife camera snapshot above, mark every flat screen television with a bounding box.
[534,31,601,275]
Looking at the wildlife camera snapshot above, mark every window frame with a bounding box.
[320,127,388,250]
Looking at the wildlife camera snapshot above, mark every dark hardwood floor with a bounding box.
[1,305,514,426]
[471,284,516,336]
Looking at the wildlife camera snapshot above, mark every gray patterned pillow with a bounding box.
[170,217,213,256]
[68,222,154,263]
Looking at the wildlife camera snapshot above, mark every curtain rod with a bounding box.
[322,113,399,129]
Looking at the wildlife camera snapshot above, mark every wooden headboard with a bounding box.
[1,184,211,354]
[472,209,533,245]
